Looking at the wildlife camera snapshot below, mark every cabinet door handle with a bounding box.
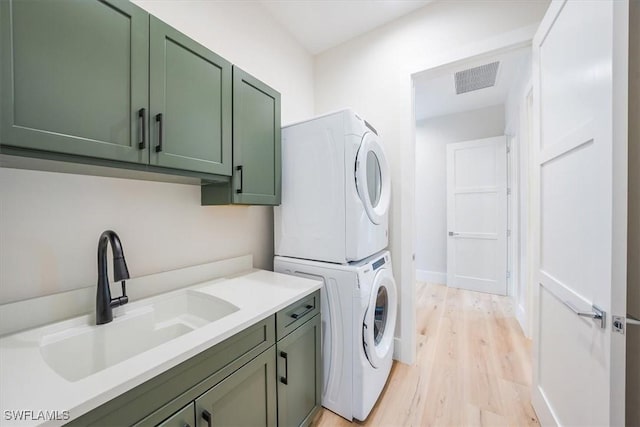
[280,351,288,385]
[236,165,243,194]
[155,113,163,153]
[138,108,146,149]
[202,409,212,427]
[290,304,314,319]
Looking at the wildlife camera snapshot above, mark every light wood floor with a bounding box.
[313,283,539,427]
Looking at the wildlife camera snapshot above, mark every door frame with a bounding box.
[405,25,540,364]
[530,1,629,425]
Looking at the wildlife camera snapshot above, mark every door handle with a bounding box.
[448,231,460,236]
[202,409,212,427]
[138,108,146,149]
[236,165,243,194]
[628,314,640,326]
[563,301,606,329]
[155,113,163,153]
[280,351,288,385]
[290,304,314,319]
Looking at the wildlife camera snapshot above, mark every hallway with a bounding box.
[314,283,539,426]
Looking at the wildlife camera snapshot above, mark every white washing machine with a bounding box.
[274,109,390,264]
[274,251,397,421]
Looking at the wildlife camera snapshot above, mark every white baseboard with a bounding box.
[515,302,529,338]
[416,269,447,285]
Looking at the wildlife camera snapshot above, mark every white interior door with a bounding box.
[446,136,507,295]
[531,1,628,426]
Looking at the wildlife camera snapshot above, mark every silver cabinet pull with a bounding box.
[448,231,460,236]
[564,301,606,329]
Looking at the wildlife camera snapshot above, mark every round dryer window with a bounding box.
[366,151,382,207]
[363,267,397,368]
[356,133,390,225]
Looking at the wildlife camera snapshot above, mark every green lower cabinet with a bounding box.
[61,293,320,427]
[195,347,277,427]
[276,315,322,427]
[156,403,195,427]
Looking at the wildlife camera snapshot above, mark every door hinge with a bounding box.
[507,188,512,195]
[507,229,512,237]
[507,271,511,279]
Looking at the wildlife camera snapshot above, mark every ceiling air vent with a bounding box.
[454,61,500,94]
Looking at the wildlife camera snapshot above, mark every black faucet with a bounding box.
[96,230,130,325]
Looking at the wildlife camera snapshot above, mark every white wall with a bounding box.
[0,1,314,305]
[314,0,549,362]
[415,105,505,285]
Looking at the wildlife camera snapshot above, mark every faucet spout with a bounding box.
[96,230,130,325]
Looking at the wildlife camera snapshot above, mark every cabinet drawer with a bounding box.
[155,403,195,427]
[276,291,320,340]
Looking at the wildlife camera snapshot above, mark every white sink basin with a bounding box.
[39,290,239,381]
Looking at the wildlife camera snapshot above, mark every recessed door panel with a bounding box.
[149,16,232,175]
[1,0,149,163]
[232,67,281,205]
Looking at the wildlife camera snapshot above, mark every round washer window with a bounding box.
[374,286,388,345]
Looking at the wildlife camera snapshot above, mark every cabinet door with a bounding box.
[195,347,277,427]
[149,16,232,175]
[232,67,281,205]
[277,315,321,427]
[0,0,149,163]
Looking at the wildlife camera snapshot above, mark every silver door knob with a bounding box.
[448,231,460,236]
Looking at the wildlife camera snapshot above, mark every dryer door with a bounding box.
[355,133,390,225]
[362,267,397,368]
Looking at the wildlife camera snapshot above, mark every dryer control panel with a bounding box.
[372,254,389,271]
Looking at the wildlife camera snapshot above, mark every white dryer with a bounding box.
[274,251,397,421]
[275,109,390,264]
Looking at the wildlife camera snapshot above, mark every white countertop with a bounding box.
[0,269,322,427]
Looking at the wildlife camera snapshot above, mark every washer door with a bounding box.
[362,268,397,368]
[355,132,390,225]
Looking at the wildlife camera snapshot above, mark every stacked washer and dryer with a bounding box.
[274,109,398,422]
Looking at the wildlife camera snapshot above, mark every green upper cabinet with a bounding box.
[0,0,149,164]
[149,16,232,176]
[232,67,281,205]
[201,67,281,205]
